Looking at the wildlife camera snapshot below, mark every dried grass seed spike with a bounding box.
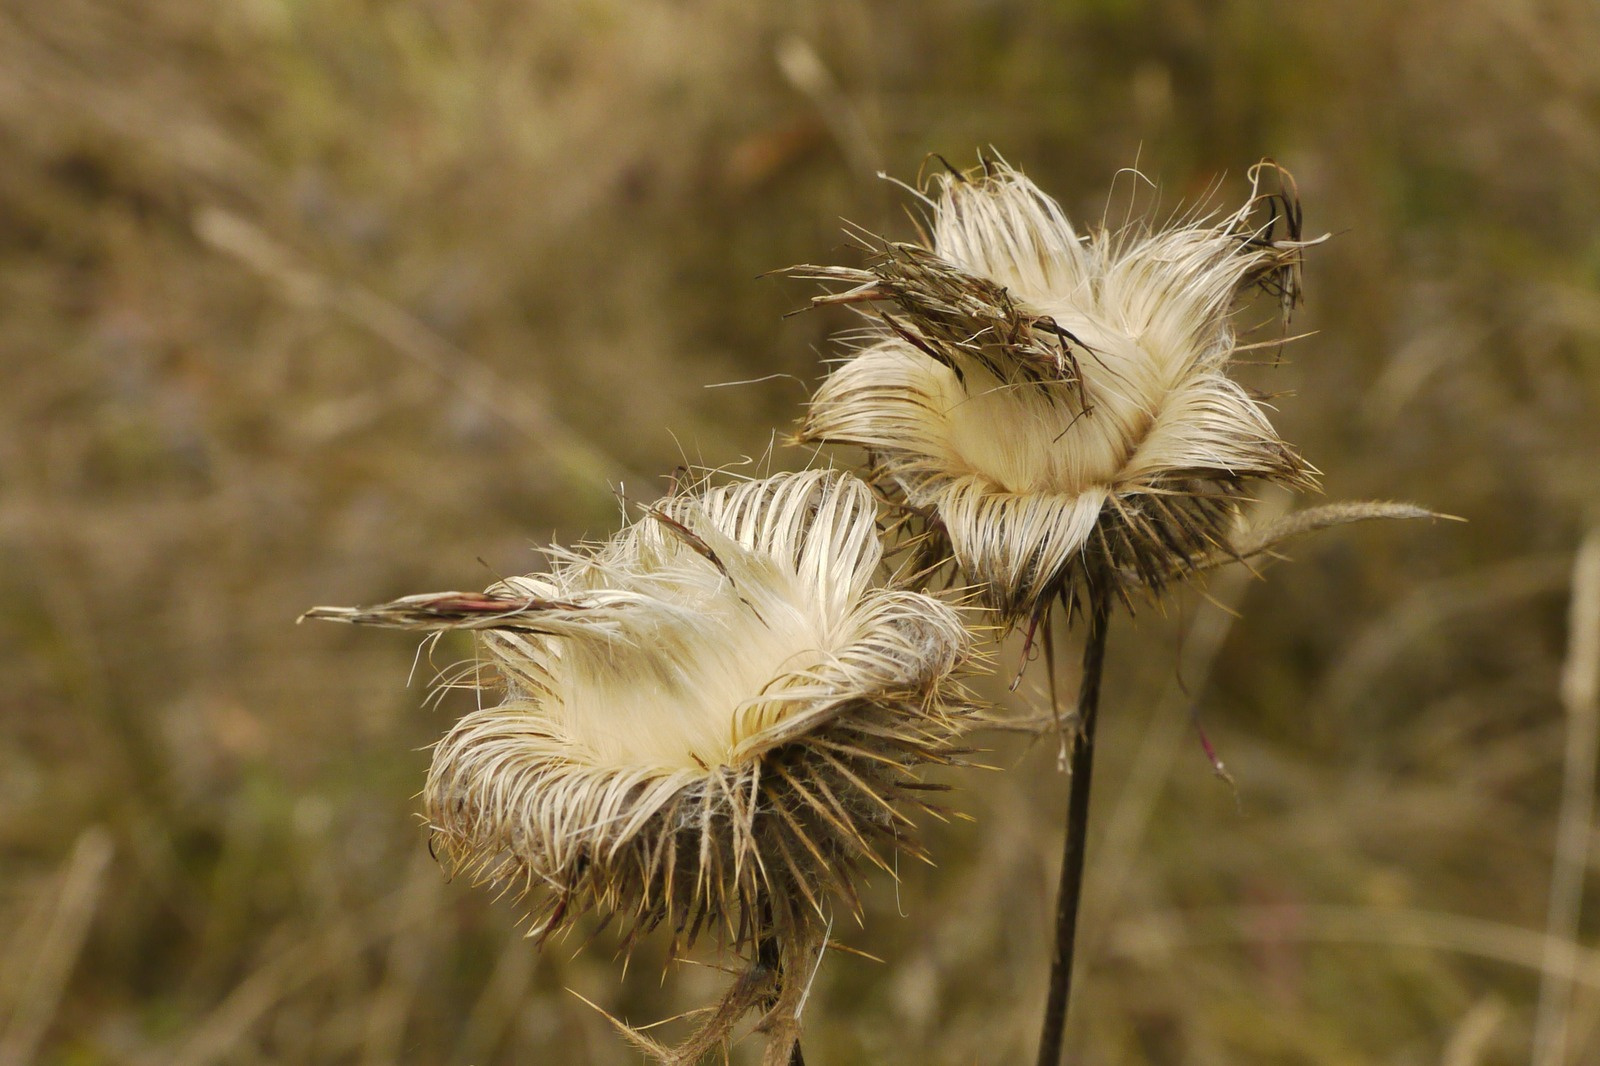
[791,158,1322,623]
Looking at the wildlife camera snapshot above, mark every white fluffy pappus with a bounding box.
[789,158,1322,623]
[305,470,972,1062]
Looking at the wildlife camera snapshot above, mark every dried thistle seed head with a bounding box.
[789,158,1323,623]
[307,470,971,961]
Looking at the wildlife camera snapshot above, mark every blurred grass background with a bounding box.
[3,0,1599,1063]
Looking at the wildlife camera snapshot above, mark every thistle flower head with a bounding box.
[790,159,1321,623]
[306,471,971,1056]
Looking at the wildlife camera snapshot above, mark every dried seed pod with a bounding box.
[788,158,1324,625]
[307,470,972,1062]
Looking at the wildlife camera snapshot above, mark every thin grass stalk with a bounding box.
[1531,527,1600,1065]
[1037,570,1113,1066]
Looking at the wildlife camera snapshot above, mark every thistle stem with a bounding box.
[1036,576,1112,1066]
[755,930,806,1066]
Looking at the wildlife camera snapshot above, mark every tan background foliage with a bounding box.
[2,1,1598,1062]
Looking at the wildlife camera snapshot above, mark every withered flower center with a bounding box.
[545,567,834,773]
[934,313,1167,498]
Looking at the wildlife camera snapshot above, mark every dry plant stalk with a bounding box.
[307,470,973,1064]
[785,156,1440,1064]
[1532,528,1600,1066]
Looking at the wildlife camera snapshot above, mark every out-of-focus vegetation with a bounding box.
[3,1,1598,1063]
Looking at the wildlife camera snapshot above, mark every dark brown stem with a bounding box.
[1036,576,1112,1066]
